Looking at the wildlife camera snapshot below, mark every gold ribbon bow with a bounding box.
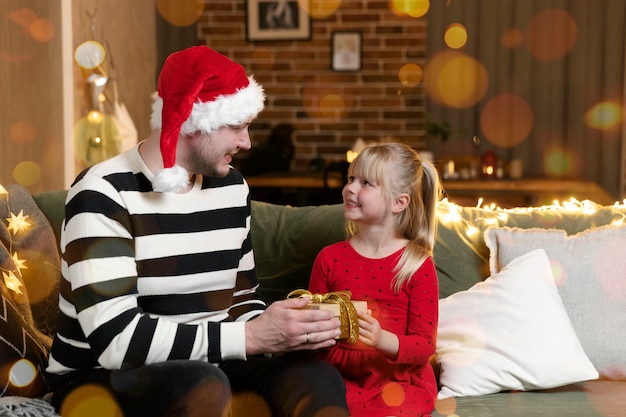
[287,289,360,344]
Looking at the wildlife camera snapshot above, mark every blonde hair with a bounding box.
[346,142,441,293]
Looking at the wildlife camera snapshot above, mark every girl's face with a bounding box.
[342,172,391,225]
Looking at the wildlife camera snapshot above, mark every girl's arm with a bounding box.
[360,257,438,364]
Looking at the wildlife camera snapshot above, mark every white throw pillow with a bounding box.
[485,225,626,380]
[436,249,598,398]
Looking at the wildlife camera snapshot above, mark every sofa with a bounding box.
[1,184,625,416]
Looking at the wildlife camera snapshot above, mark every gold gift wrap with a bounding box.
[287,289,367,343]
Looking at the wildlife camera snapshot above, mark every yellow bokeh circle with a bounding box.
[425,50,489,109]
[444,23,468,49]
[13,161,41,186]
[303,0,341,19]
[319,94,347,121]
[60,384,123,417]
[398,63,423,87]
[390,0,430,18]
[156,0,204,27]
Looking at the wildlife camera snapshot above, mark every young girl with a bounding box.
[309,142,441,417]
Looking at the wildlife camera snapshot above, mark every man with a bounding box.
[45,46,347,417]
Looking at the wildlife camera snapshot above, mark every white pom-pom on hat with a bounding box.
[149,46,265,192]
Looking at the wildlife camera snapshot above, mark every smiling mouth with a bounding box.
[346,201,361,207]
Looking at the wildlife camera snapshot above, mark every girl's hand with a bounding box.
[358,309,382,348]
[358,309,399,359]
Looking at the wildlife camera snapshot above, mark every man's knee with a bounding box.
[113,360,232,417]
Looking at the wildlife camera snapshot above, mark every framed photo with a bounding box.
[331,31,362,71]
[246,0,311,41]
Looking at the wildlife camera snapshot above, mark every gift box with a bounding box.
[288,290,367,343]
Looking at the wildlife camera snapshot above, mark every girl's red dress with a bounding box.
[309,241,439,417]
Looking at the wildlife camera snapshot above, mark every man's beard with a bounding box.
[186,148,228,178]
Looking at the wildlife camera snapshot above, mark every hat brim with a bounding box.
[150,76,265,135]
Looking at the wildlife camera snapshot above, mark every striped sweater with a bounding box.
[46,145,265,376]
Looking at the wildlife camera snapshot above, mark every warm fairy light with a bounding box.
[465,224,479,237]
[10,252,27,272]
[5,209,31,235]
[3,271,24,295]
[437,198,626,242]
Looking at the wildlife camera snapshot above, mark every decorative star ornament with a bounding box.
[6,209,31,235]
[11,252,27,272]
[3,271,24,295]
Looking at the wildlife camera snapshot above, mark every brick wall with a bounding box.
[197,0,427,171]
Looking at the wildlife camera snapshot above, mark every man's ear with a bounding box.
[392,193,410,214]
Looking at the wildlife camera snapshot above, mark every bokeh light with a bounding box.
[550,259,567,287]
[303,0,342,19]
[424,50,489,109]
[439,316,485,367]
[480,94,534,148]
[8,7,38,29]
[250,48,276,71]
[381,382,406,407]
[434,396,458,416]
[29,18,55,43]
[584,102,624,131]
[525,8,577,61]
[10,121,37,145]
[231,392,271,417]
[60,384,123,417]
[501,27,524,49]
[13,161,41,186]
[9,359,37,388]
[74,41,106,70]
[319,94,346,120]
[389,0,430,18]
[302,78,355,124]
[398,63,423,87]
[544,147,574,177]
[444,23,467,49]
[593,240,626,299]
[156,0,204,27]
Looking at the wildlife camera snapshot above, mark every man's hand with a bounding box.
[245,296,341,356]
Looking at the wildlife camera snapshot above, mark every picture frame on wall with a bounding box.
[331,31,362,71]
[246,0,311,41]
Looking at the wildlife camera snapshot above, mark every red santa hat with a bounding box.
[149,45,265,192]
